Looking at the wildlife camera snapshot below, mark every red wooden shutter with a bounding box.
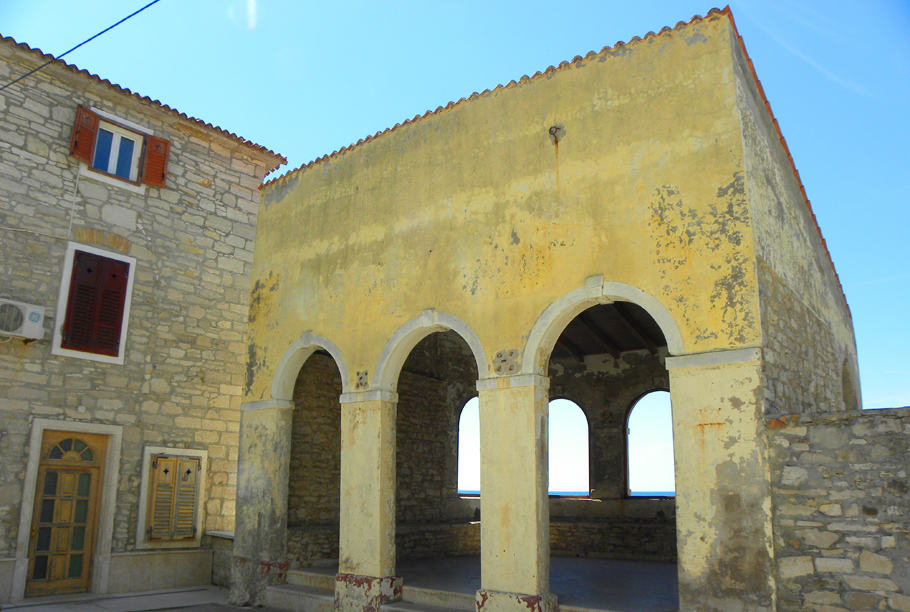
[141,136,170,188]
[61,251,129,356]
[69,106,99,164]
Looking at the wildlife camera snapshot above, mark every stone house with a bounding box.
[0,35,284,602]
[233,8,909,612]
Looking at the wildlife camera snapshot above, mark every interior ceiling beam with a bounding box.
[611,304,659,354]
[555,336,585,361]
[577,312,621,358]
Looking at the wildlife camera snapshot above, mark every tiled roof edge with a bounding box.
[723,8,851,319]
[262,7,730,189]
[0,34,287,173]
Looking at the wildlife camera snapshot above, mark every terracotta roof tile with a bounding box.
[0,34,286,173]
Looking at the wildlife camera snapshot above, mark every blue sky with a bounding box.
[1,1,907,409]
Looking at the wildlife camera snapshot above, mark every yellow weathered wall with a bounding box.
[246,13,756,398]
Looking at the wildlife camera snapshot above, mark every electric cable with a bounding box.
[0,0,163,92]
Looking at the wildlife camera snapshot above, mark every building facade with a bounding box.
[233,8,908,612]
[0,36,283,602]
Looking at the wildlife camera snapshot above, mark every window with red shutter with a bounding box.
[53,243,136,365]
[61,251,129,357]
[69,106,170,188]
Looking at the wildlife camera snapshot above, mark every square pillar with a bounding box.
[335,391,401,611]
[666,348,776,612]
[475,374,557,612]
[230,399,293,606]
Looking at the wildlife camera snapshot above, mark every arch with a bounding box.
[271,331,351,399]
[521,276,685,376]
[456,396,480,494]
[374,309,487,391]
[548,397,590,495]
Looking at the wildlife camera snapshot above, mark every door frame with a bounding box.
[12,419,122,602]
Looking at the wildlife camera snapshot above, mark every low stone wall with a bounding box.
[768,407,910,611]
[286,524,339,568]
[550,518,676,561]
[205,532,234,587]
[397,522,481,560]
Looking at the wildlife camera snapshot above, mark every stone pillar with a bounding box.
[229,399,293,606]
[475,375,557,612]
[666,348,776,612]
[335,391,402,611]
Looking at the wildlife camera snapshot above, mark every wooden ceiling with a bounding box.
[552,302,667,360]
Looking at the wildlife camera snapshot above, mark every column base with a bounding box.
[475,589,558,611]
[228,555,288,606]
[334,573,402,611]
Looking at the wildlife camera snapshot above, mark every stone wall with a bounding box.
[0,37,280,567]
[757,261,845,416]
[768,407,910,611]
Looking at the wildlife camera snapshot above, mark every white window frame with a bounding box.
[78,107,151,194]
[51,242,137,365]
[135,446,208,550]
[92,122,142,182]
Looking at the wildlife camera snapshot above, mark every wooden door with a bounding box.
[26,431,106,596]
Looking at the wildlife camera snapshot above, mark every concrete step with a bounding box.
[265,583,333,612]
[383,601,467,612]
[286,568,336,590]
[400,584,475,611]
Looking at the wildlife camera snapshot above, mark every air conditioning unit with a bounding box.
[0,298,45,340]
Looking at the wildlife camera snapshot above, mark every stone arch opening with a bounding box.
[393,330,481,579]
[285,348,344,570]
[547,397,590,496]
[543,293,679,608]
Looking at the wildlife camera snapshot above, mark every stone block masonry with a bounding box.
[768,407,910,611]
[0,34,282,579]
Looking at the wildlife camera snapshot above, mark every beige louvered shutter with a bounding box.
[148,456,176,540]
[173,457,199,539]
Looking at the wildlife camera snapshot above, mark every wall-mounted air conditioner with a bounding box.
[0,298,45,339]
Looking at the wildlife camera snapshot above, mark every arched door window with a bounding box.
[457,397,480,495]
[548,398,589,496]
[626,390,675,496]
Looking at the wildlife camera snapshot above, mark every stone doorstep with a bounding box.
[265,584,332,612]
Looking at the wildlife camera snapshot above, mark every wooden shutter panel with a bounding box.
[148,456,176,540]
[61,251,129,356]
[141,136,169,188]
[173,458,199,539]
[147,455,199,541]
[69,106,99,164]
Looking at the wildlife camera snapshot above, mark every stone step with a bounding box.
[383,601,467,612]
[265,583,333,612]
[286,568,336,590]
[400,584,475,610]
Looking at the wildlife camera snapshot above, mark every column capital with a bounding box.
[241,399,293,411]
[339,388,399,404]
[476,373,549,392]
[665,347,762,370]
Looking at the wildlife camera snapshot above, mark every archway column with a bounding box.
[229,399,293,606]
[666,347,776,612]
[335,390,402,610]
[475,374,557,612]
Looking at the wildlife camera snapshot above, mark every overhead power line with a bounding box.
[0,0,163,92]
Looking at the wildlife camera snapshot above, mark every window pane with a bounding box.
[92,129,113,171]
[627,391,675,496]
[40,500,54,523]
[36,527,52,551]
[81,447,94,462]
[71,526,85,551]
[68,554,83,578]
[114,136,134,179]
[60,438,73,452]
[74,500,88,523]
[49,446,63,459]
[77,473,91,496]
[43,471,58,495]
[73,439,86,452]
[32,555,48,579]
